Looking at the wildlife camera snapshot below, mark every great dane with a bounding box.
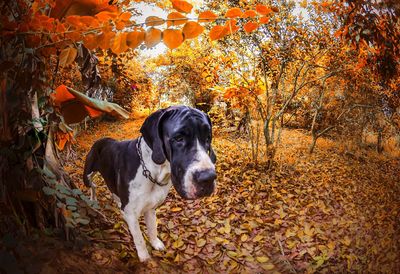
[83,106,217,261]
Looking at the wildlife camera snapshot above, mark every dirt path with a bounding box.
[58,116,400,273]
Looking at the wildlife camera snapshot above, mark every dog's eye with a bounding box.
[174,135,184,143]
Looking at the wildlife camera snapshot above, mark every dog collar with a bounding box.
[137,136,169,187]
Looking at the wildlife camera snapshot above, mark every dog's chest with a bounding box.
[127,175,171,215]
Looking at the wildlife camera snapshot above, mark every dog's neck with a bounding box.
[139,138,171,186]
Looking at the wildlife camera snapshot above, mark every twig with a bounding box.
[278,239,297,274]
[87,237,128,244]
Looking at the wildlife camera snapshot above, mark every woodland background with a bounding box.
[0,0,399,273]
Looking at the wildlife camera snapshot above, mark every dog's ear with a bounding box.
[209,147,217,163]
[206,114,217,164]
[140,109,168,164]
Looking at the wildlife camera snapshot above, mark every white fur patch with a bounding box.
[122,139,172,261]
[183,139,215,198]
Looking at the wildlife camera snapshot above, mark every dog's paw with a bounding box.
[151,238,165,251]
[138,251,151,262]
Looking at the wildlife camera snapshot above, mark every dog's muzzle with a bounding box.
[191,168,216,198]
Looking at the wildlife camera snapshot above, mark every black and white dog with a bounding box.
[83,106,217,262]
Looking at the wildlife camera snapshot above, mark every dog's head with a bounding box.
[140,106,217,199]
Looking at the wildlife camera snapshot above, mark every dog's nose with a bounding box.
[194,169,217,185]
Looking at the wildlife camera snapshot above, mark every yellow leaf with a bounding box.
[240,234,248,242]
[285,229,296,238]
[172,238,184,249]
[300,0,308,8]
[196,238,206,247]
[253,234,264,242]
[167,12,188,27]
[261,263,275,270]
[327,241,336,250]
[225,8,242,18]
[304,222,314,236]
[341,236,351,246]
[163,29,184,49]
[170,207,182,212]
[126,31,144,49]
[110,32,128,54]
[209,25,228,41]
[145,16,165,27]
[182,21,204,39]
[256,256,269,263]
[198,10,217,23]
[287,240,297,249]
[214,236,225,243]
[59,47,77,67]
[171,0,193,13]
[224,220,231,234]
[174,253,181,262]
[145,28,162,48]
[227,251,238,257]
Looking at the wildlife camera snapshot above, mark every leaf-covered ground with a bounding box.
[61,115,400,273]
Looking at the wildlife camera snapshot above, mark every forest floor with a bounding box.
[28,112,400,273]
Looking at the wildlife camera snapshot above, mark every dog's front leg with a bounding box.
[123,211,150,262]
[144,209,165,251]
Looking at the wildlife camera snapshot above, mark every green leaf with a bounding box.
[42,186,56,195]
[77,218,90,225]
[65,197,77,206]
[72,189,83,196]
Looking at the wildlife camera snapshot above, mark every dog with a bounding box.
[83,106,217,262]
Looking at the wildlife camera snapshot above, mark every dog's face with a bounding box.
[140,106,217,199]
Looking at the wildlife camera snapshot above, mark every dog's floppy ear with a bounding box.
[140,109,168,164]
[206,114,217,164]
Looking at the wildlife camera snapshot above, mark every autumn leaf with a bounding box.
[225,8,242,18]
[163,29,184,49]
[83,33,98,50]
[225,19,239,34]
[167,12,188,27]
[196,238,206,247]
[95,11,117,22]
[198,10,217,22]
[59,47,77,67]
[209,25,228,41]
[321,1,332,8]
[145,28,162,48]
[126,31,145,49]
[256,5,273,15]
[170,207,182,212]
[259,17,270,24]
[241,10,257,18]
[110,32,128,54]
[171,0,193,13]
[51,85,75,106]
[256,256,269,263]
[271,6,279,12]
[98,31,115,50]
[244,22,258,33]
[182,21,204,39]
[119,12,131,21]
[79,16,99,28]
[145,16,165,27]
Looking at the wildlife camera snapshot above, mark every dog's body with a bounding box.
[83,106,216,261]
